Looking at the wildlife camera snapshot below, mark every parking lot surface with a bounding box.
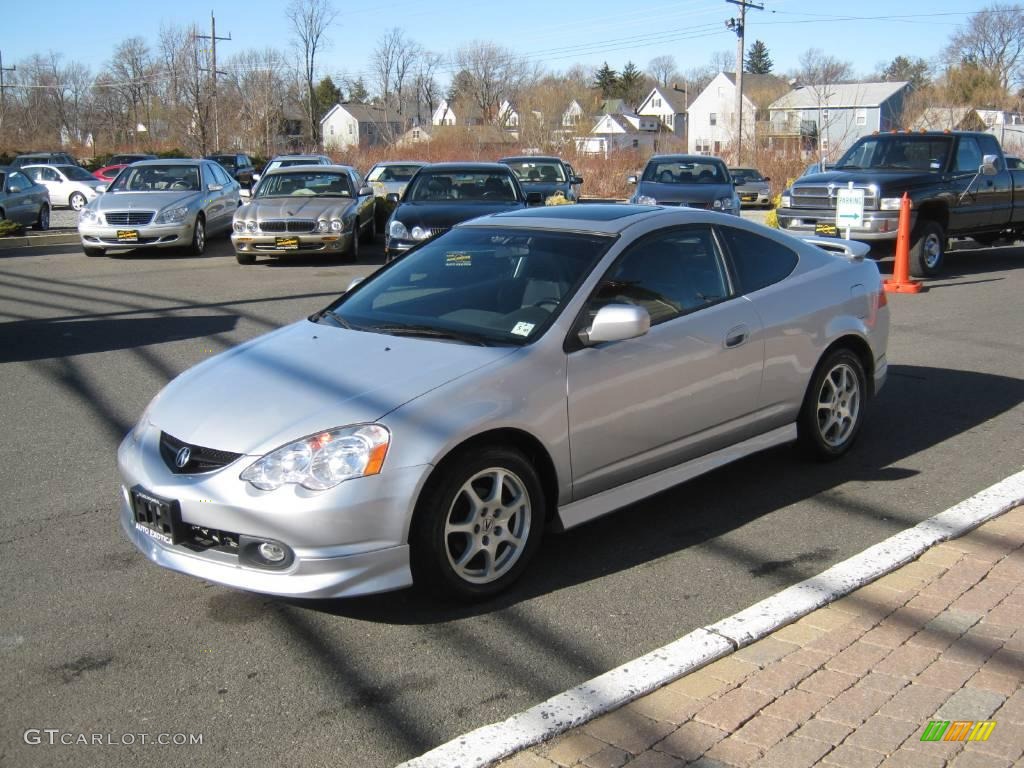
[1,235,1022,767]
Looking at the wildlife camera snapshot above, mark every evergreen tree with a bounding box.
[881,56,931,91]
[594,62,619,98]
[617,61,645,108]
[347,77,370,103]
[314,76,342,121]
[745,40,773,74]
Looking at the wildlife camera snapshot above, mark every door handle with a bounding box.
[725,325,748,348]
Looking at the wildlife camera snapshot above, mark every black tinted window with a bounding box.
[718,227,798,293]
[589,226,730,325]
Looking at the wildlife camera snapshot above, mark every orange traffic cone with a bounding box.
[883,192,923,294]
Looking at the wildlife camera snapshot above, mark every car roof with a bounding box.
[648,154,725,164]
[125,159,205,166]
[270,154,327,160]
[499,156,564,163]
[420,162,516,173]
[461,203,666,233]
[372,160,427,166]
[265,163,356,175]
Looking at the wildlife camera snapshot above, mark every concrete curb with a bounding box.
[396,467,1024,768]
[0,231,80,249]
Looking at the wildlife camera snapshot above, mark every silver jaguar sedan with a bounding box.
[78,159,240,257]
[118,205,889,600]
[231,165,376,264]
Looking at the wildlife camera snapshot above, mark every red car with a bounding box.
[93,164,128,183]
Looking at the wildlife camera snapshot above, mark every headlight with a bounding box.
[233,220,246,233]
[410,225,431,240]
[155,205,190,224]
[715,197,736,210]
[79,207,99,224]
[245,220,259,233]
[781,195,791,208]
[636,195,657,206]
[240,424,390,491]
[317,220,330,232]
[331,219,343,232]
[880,197,907,210]
[388,220,409,240]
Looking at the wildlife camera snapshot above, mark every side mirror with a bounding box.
[627,175,638,184]
[386,192,401,203]
[96,184,108,193]
[346,277,363,291]
[573,176,584,184]
[252,173,261,183]
[526,191,543,205]
[208,183,224,191]
[763,177,771,182]
[981,154,998,176]
[580,304,651,345]
[359,185,373,197]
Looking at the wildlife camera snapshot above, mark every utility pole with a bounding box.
[725,0,763,166]
[0,51,15,137]
[672,81,688,146]
[196,11,231,151]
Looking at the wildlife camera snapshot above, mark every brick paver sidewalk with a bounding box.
[500,507,1024,768]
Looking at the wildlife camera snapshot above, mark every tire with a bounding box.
[69,192,87,211]
[347,223,360,261]
[84,246,106,257]
[188,215,206,256]
[797,348,868,461]
[235,251,255,265]
[909,220,945,277]
[360,214,375,244]
[410,446,545,600]
[34,204,50,231]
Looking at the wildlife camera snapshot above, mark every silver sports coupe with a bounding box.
[231,165,376,264]
[118,205,889,600]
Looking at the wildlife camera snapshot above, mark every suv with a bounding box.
[206,153,256,189]
[10,152,80,169]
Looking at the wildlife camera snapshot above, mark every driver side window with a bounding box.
[955,137,982,174]
[585,226,731,326]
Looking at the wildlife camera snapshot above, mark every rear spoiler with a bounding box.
[795,235,870,261]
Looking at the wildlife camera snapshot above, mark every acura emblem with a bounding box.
[175,446,191,469]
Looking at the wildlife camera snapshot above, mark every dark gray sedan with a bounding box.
[629,155,740,214]
[0,167,50,229]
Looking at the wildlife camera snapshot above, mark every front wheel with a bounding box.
[797,348,867,460]
[346,224,360,261]
[909,220,945,277]
[69,192,87,211]
[411,447,545,600]
[34,204,50,231]
[189,215,206,256]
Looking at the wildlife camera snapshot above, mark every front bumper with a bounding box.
[79,220,193,249]
[231,231,353,256]
[777,208,914,241]
[384,238,415,262]
[117,423,430,598]
[738,190,771,206]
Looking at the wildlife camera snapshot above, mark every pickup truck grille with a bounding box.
[791,185,877,210]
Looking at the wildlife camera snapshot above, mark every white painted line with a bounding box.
[396,468,1024,768]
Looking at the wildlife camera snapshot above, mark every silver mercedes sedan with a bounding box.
[231,165,375,264]
[118,205,889,600]
[78,159,240,257]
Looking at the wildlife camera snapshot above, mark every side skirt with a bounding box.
[557,424,797,530]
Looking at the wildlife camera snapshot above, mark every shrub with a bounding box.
[545,191,575,205]
[0,219,26,237]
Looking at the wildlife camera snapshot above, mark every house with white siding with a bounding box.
[575,113,663,156]
[637,86,689,137]
[686,72,784,156]
[321,103,403,150]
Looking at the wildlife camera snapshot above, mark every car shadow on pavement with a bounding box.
[296,363,1024,625]
[874,243,1023,277]
[256,243,386,269]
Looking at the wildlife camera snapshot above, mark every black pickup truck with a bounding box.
[777,131,1024,276]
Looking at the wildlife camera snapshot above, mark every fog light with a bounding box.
[258,542,286,562]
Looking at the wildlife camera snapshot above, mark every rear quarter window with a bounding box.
[717,227,798,293]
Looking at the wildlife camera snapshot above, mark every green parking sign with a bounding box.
[835,188,865,230]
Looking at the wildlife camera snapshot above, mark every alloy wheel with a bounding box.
[816,362,861,448]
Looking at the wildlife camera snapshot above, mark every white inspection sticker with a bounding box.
[511,322,535,337]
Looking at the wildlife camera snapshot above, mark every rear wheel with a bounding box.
[797,348,867,460]
[69,192,87,211]
[189,215,206,256]
[411,446,545,600]
[34,204,49,231]
[909,220,945,277]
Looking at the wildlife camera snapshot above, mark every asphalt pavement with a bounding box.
[0,230,1022,768]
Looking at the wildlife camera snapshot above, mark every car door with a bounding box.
[203,162,232,233]
[351,169,373,223]
[948,135,991,232]
[5,171,35,224]
[977,134,1013,229]
[27,166,65,206]
[566,224,765,500]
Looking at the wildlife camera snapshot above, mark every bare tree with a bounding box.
[286,0,338,147]
[225,49,288,157]
[108,38,156,149]
[413,50,445,125]
[709,50,736,74]
[647,55,679,89]
[453,41,535,124]
[945,3,1024,92]
[793,48,853,86]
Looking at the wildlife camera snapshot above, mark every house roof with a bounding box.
[639,86,689,114]
[769,81,910,110]
[598,98,629,115]
[435,99,485,121]
[326,102,402,124]
[908,107,986,131]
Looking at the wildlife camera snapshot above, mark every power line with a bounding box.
[196,11,232,151]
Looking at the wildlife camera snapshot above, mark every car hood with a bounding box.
[637,181,733,204]
[236,196,355,221]
[794,170,940,190]
[393,200,526,229]
[735,181,769,193]
[94,190,199,212]
[149,320,516,455]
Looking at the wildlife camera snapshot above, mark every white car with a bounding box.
[22,164,104,211]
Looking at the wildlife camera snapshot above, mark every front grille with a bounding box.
[258,220,317,233]
[791,185,877,210]
[182,524,239,553]
[159,432,243,475]
[105,211,154,226]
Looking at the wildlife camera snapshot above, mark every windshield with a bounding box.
[367,164,423,182]
[730,168,763,183]
[255,171,353,198]
[59,165,96,182]
[503,160,566,183]
[643,160,727,184]
[836,136,954,171]
[108,165,201,192]
[266,159,322,173]
[210,156,237,169]
[322,227,613,345]
[406,171,519,202]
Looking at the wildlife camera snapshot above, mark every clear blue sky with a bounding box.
[4,0,979,86]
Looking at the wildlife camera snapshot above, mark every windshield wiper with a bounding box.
[312,308,355,329]
[366,323,497,346]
